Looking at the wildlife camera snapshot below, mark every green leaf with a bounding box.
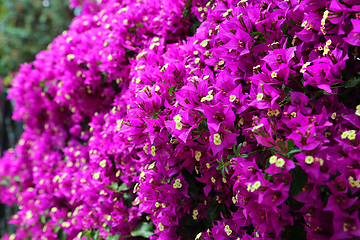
[54,225,61,233]
[250,31,266,47]
[131,222,155,238]
[264,173,272,181]
[150,110,162,119]
[40,215,46,224]
[182,0,193,20]
[341,88,354,108]
[200,120,209,131]
[111,80,121,93]
[236,143,242,156]
[287,198,305,211]
[122,192,133,208]
[289,166,308,197]
[189,16,201,37]
[91,229,99,239]
[101,72,108,84]
[176,199,186,205]
[226,155,234,160]
[111,182,118,190]
[168,85,176,96]
[232,143,237,155]
[323,90,338,95]
[206,200,220,223]
[264,156,272,181]
[39,79,46,88]
[285,36,293,49]
[182,168,199,200]
[287,139,295,149]
[110,182,130,192]
[106,233,121,240]
[320,185,331,208]
[232,143,242,156]
[58,229,67,240]
[282,84,293,95]
[345,76,360,88]
[287,148,302,155]
[118,182,130,191]
[282,23,289,36]
[77,230,91,240]
[280,219,307,240]
[0,179,10,186]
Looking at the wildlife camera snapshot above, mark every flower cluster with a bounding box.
[1,0,360,239]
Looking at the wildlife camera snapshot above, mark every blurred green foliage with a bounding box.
[0,0,74,77]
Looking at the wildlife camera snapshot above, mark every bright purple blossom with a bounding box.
[1,0,360,239]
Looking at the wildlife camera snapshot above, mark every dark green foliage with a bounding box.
[0,0,74,76]
[289,166,308,197]
[182,0,192,20]
[131,222,155,238]
[280,219,307,240]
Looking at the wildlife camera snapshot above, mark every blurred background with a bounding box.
[0,0,75,237]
